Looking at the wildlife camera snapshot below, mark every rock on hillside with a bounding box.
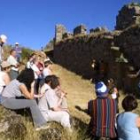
[115,24,140,68]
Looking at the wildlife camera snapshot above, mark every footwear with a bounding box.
[35,125,50,131]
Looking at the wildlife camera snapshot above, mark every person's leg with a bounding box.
[48,111,71,128]
[1,97,46,127]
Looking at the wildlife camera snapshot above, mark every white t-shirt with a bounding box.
[7,55,18,71]
[43,68,52,78]
[30,64,40,79]
[38,84,58,112]
[2,79,23,98]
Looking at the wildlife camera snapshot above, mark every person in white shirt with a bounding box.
[43,59,53,78]
[29,57,41,95]
[0,61,11,103]
[7,49,19,80]
[26,53,36,69]
[38,75,71,129]
[0,35,7,67]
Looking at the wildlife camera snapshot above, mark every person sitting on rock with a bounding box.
[1,68,48,131]
[38,75,71,129]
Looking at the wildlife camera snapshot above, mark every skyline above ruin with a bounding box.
[0,0,135,50]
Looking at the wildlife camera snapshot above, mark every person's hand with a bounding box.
[60,92,65,99]
[34,93,44,98]
[113,87,118,94]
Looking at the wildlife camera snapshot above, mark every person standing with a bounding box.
[0,34,7,70]
[7,49,19,80]
[13,42,22,62]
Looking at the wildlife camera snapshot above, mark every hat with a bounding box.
[0,34,7,43]
[1,61,11,68]
[95,81,108,97]
[15,42,19,45]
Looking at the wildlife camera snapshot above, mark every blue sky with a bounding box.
[0,0,135,50]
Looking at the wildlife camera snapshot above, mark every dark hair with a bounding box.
[122,95,138,111]
[17,69,34,91]
[44,61,52,67]
[44,75,60,89]
[10,49,15,54]
[44,75,53,84]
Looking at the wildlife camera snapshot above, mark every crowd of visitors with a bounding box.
[0,35,140,139]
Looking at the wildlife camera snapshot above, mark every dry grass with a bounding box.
[1,64,140,140]
[52,64,95,123]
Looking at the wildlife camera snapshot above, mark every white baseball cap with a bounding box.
[0,34,7,43]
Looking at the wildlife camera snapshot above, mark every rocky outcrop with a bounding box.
[116,3,140,30]
[115,24,140,68]
[0,106,88,140]
[0,106,26,140]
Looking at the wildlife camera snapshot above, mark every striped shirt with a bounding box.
[90,97,117,138]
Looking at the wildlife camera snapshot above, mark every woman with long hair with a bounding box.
[1,68,48,130]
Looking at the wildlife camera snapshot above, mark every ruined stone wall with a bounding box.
[52,3,140,92]
[115,24,140,68]
[116,3,140,30]
[54,32,117,78]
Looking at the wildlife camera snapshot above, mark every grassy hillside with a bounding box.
[0,64,140,140]
[52,64,94,123]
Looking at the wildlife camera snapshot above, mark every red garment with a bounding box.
[37,62,44,71]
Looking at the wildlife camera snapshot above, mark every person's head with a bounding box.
[122,95,138,111]
[0,34,7,45]
[44,75,60,89]
[28,53,36,61]
[17,69,34,91]
[10,49,16,57]
[107,78,115,87]
[95,81,108,97]
[44,61,52,68]
[1,61,11,72]
[15,42,19,47]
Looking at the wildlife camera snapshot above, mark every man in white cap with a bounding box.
[13,42,22,62]
[0,35,7,69]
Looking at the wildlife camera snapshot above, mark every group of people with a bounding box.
[86,81,140,140]
[0,35,140,139]
[0,36,71,131]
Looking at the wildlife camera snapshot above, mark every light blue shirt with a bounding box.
[117,112,140,140]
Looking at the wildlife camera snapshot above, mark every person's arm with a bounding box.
[3,73,10,85]
[19,82,35,99]
[46,89,68,112]
[128,70,140,78]
[136,117,140,127]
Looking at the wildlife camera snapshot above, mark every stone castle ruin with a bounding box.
[49,3,140,94]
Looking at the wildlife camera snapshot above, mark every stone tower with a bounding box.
[73,24,87,36]
[55,24,66,43]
